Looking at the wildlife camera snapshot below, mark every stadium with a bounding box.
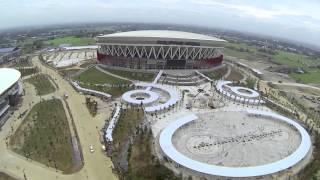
[0,68,22,123]
[96,30,226,69]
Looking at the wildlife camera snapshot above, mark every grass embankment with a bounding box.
[26,74,56,95]
[10,99,75,172]
[59,68,81,77]
[127,132,181,180]
[112,108,144,147]
[204,66,228,80]
[16,67,38,77]
[112,107,180,179]
[46,36,95,46]
[101,67,155,81]
[111,107,144,176]
[225,68,244,81]
[74,67,132,97]
[0,173,16,180]
[299,132,320,179]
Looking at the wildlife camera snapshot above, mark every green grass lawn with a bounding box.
[74,67,131,84]
[26,74,56,95]
[10,99,75,172]
[290,70,320,84]
[79,83,132,97]
[47,36,95,46]
[101,67,155,81]
[273,51,317,68]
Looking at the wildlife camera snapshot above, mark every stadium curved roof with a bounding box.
[97,30,226,46]
[0,68,21,95]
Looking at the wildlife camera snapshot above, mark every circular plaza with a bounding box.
[229,86,260,98]
[121,82,180,113]
[216,80,263,105]
[122,89,159,105]
[159,110,311,178]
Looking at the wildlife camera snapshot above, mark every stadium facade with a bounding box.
[97,30,226,69]
[0,68,22,124]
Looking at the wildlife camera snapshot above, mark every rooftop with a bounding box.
[97,30,226,44]
[0,47,18,54]
[0,68,21,95]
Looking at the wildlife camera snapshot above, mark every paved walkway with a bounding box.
[0,56,117,180]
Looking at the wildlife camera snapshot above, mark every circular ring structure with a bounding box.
[216,80,263,105]
[159,110,311,177]
[122,89,159,105]
[230,86,259,98]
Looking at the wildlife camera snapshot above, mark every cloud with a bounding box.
[189,0,311,19]
[0,0,319,46]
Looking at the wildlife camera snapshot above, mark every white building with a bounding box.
[0,68,22,124]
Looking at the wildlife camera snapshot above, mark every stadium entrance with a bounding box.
[165,60,186,69]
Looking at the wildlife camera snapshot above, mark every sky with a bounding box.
[1,0,320,46]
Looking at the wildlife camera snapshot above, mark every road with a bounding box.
[0,56,117,180]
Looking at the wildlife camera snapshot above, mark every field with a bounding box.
[74,67,130,84]
[225,42,320,84]
[273,51,318,68]
[26,74,56,95]
[290,70,320,84]
[101,67,155,81]
[46,36,95,46]
[224,42,267,61]
[9,99,75,172]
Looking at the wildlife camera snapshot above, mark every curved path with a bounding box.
[0,56,117,180]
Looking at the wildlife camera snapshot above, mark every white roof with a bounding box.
[98,30,226,44]
[122,89,159,105]
[105,106,121,141]
[62,45,98,50]
[160,111,311,177]
[134,82,180,113]
[0,68,21,95]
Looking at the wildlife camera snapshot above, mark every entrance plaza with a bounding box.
[159,110,310,178]
[117,69,312,178]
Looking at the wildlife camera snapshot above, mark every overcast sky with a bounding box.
[1,0,320,46]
